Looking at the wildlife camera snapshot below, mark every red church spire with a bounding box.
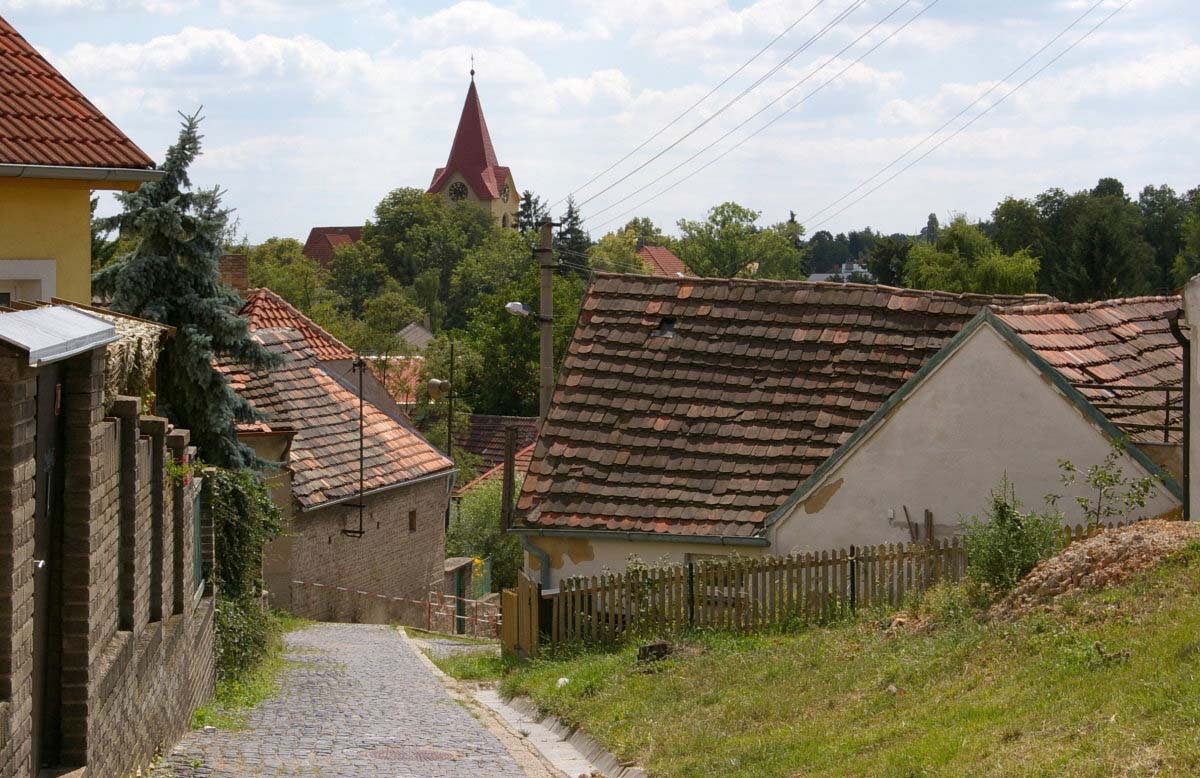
[428,75,511,201]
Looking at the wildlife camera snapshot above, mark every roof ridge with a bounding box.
[590,272,1050,302]
[994,294,1182,315]
[241,287,355,359]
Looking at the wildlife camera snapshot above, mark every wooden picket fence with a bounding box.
[500,519,1144,655]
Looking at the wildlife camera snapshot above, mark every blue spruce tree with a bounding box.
[93,112,275,468]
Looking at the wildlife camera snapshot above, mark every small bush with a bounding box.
[917,582,975,625]
[963,477,1061,596]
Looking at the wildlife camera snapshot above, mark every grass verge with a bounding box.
[192,610,314,730]
[404,626,497,645]
[430,650,512,682]
[500,543,1200,777]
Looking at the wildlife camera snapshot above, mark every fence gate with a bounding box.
[501,571,540,658]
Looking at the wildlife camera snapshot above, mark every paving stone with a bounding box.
[160,623,525,777]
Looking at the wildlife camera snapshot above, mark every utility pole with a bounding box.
[536,217,556,420]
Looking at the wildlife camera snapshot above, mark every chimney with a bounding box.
[219,254,248,294]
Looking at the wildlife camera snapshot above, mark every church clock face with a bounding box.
[500,184,510,203]
[448,182,468,201]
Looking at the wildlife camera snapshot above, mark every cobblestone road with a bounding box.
[163,623,527,777]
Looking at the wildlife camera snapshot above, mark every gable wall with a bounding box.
[771,323,1181,554]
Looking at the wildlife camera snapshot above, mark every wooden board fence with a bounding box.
[501,519,1141,654]
[500,571,540,658]
[543,539,967,646]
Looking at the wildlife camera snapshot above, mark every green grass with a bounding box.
[431,650,513,682]
[192,610,314,730]
[404,626,497,645]
[500,543,1200,777]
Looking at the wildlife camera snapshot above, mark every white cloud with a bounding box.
[0,0,196,12]
[406,2,584,43]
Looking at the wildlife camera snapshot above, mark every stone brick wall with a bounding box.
[281,474,452,623]
[0,343,215,777]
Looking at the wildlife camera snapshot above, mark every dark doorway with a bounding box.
[32,363,66,771]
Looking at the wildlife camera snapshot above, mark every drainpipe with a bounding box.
[522,537,551,589]
[1167,308,1190,518]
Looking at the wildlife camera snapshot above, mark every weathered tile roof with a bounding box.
[637,244,688,277]
[454,442,535,498]
[0,16,155,169]
[218,328,452,510]
[517,274,1049,538]
[301,226,362,268]
[994,296,1183,444]
[240,288,355,363]
[397,321,435,351]
[458,414,539,470]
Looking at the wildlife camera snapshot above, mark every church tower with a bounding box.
[428,70,519,229]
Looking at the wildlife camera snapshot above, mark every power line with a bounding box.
[572,0,868,213]
[808,0,1133,230]
[589,0,932,231]
[547,0,832,211]
[801,0,1108,227]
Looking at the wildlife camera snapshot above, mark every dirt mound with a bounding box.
[990,520,1200,619]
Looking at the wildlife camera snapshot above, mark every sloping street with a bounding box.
[162,624,534,777]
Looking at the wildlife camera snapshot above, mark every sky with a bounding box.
[4,0,1198,243]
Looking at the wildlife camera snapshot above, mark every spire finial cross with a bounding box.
[470,53,475,81]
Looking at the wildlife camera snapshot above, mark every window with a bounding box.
[408,509,417,533]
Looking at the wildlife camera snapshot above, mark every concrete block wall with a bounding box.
[0,343,215,778]
[282,474,452,621]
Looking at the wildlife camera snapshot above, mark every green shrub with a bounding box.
[962,477,1062,596]
[209,468,283,681]
[447,477,522,591]
[917,582,975,625]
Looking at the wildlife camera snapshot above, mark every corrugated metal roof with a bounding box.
[0,305,117,365]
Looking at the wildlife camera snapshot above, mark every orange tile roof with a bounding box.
[637,244,688,276]
[0,16,155,169]
[301,226,362,268]
[218,328,452,510]
[240,288,355,362]
[454,442,535,497]
[517,275,1050,539]
[994,295,1183,444]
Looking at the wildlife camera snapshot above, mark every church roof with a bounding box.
[428,79,511,200]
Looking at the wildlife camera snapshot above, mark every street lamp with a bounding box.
[505,301,532,318]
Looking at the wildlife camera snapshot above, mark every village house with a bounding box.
[636,242,690,277]
[300,226,363,268]
[512,275,1182,586]
[233,278,413,425]
[0,17,162,306]
[459,414,538,470]
[217,327,456,618]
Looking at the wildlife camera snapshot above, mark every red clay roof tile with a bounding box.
[636,245,689,277]
[994,295,1183,444]
[217,328,452,510]
[301,226,363,268]
[517,275,1050,539]
[0,16,154,169]
[239,288,355,363]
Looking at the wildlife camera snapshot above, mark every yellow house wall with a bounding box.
[0,180,93,303]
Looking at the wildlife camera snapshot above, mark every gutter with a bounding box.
[300,467,457,513]
[0,163,165,183]
[509,526,771,547]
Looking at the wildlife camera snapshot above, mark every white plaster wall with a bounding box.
[525,537,767,589]
[771,324,1181,554]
